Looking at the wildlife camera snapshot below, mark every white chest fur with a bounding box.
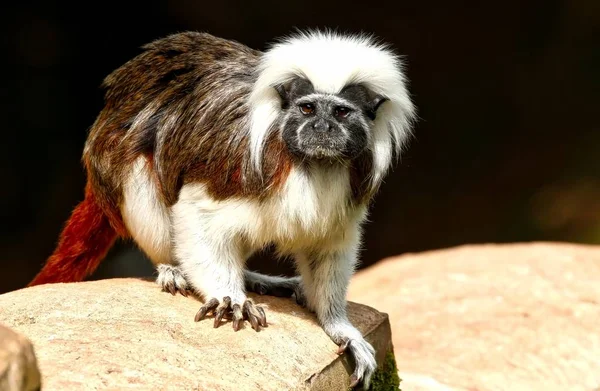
[122,158,367,264]
[175,166,365,255]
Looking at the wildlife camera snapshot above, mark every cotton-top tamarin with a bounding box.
[29,30,416,388]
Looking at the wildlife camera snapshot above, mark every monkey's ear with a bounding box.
[367,95,389,120]
[274,77,314,109]
[340,84,389,120]
[274,84,291,108]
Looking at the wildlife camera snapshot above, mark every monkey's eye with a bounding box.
[334,106,352,118]
[299,103,315,115]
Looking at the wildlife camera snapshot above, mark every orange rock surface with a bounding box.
[349,242,600,391]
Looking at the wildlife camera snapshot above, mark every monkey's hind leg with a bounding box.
[244,270,306,306]
[156,264,193,297]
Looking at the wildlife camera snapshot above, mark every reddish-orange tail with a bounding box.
[28,185,118,286]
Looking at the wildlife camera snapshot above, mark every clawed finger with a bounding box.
[341,337,376,389]
[213,296,231,328]
[194,298,219,322]
[243,300,260,331]
[193,297,268,332]
[157,265,191,297]
[232,304,243,331]
[255,306,267,327]
[243,300,268,331]
[337,339,351,355]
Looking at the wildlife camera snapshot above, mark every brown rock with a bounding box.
[0,279,394,390]
[348,242,600,391]
[0,323,41,391]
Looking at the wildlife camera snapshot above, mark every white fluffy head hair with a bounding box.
[248,29,416,188]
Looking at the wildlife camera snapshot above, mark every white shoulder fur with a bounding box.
[248,30,416,187]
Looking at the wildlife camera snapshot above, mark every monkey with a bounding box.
[28,30,416,389]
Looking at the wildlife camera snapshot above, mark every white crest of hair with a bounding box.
[248,29,416,188]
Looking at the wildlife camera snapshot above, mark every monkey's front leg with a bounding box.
[171,201,266,331]
[296,247,377,389]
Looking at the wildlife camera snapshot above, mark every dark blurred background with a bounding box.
[2,1,599,294]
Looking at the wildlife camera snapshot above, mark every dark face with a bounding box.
[275,77,387,162]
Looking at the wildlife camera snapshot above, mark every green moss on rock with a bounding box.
[368,351,401,391]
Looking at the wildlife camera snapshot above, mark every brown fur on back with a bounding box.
[83,32,294,229]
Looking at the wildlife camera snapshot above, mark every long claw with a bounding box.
[337,339,350,355]
[232,318,242,331]
[248,313,259,331]
[340,337,375,389]
[194,298,219,322]
[243,300,260,331]
[194,309,207,322]
[256,306,267,327]
[214,297,231,328]
[232,304,243,331]
[213,309,225,328]
[167,284,177,296]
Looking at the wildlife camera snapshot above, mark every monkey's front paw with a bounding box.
[337,337,377,389]
[194,297,267,332]
[156,264,192,297]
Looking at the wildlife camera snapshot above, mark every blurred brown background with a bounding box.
[1,0,598,294]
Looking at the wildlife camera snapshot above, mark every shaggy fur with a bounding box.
[29,30,416,389]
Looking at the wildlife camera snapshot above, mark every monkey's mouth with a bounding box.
[286,134,349,161]
[301,143,346,160]
[313,146,337,159]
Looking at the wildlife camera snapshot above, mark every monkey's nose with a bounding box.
[312,119,331,133]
